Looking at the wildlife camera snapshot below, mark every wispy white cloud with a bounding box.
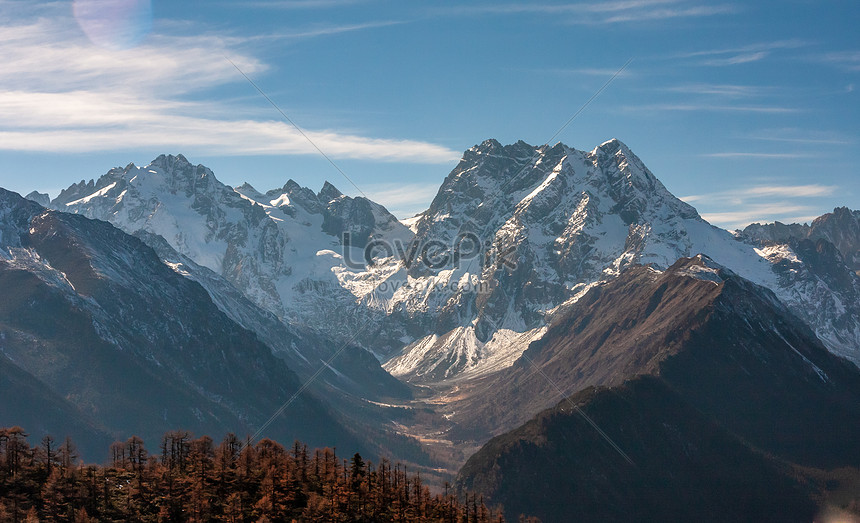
[745,185,837,198]
[0,130,457,163]
[595,4,737,24]
[0,21,264,95]
[814,50,860,72]
[700,51,768,66]
[0,5,457,164]
[439,0,679,15]
[260,20,405,40]
[675,39,809,59]
[432,0,737,25]
[682,184,837,203]
[0,90,456,161]
[701,152,814,159]
[745,128,857,146]
[682,184,836,229]
[621,103,799,114]
[225,0,371,9]
[673,39,810,66]
[700,204,816,229]
[0,117,459,164]
[664,83,769,97]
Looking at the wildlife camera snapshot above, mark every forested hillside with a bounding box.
[0,427,510,522]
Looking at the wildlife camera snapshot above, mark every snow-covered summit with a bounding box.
[383,138,859,379]
[47,154,412,330]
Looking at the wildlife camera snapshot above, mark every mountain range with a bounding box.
[4,138,859,518]
[30,141,860,381]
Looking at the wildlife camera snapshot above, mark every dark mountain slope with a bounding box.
[0,188,360,460]
[456,376,825,523]
[455,256,860,521]
[451,256,860,468]
[0,354,111,460]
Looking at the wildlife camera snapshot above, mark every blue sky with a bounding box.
[0,0,857,228]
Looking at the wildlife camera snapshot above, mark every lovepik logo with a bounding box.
[341,231,518,272]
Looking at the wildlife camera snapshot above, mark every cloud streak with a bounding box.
[682,184,837,203]
[621,103,799,114]
[701,152,813,159]
[226,0,370,9]
[664,83,770,97]
[700,204,816,229]
[700,51,769,66]
[675,39,809,58]
[0,91,457,161]
[682,184,837,229]
[432,0,737,25]
[595,4,737,24]
[673,39,810,67]
[815,50,860,72]
[749,136,852,145]
[262,20,405,40]
[744,128,854,146]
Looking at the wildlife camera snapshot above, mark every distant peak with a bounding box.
[24,191,51,207]
[668,254,735,283]
[595,138,631,155]
[150,153,193,171]
[466,139,504,155]
[283,179,303,193]
[318,181,343,202]
[235,182,260,196]
[831,206,857,217]
[542,141,569,154]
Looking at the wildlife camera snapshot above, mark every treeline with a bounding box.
[0,426,509,522]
